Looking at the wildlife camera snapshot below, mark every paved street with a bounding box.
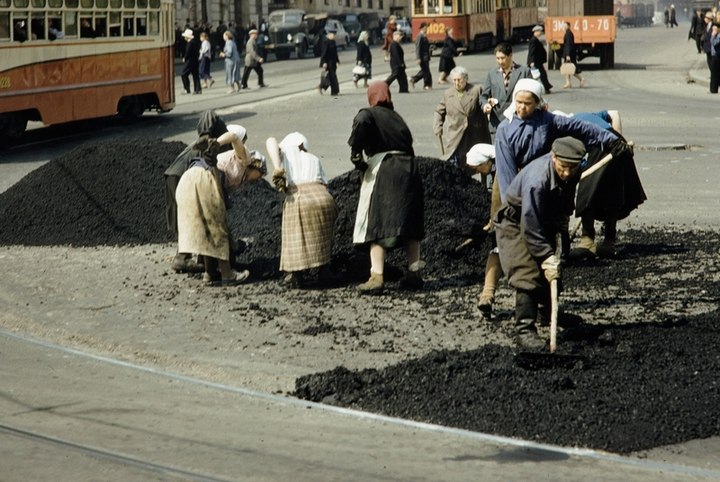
[1,23,719,481]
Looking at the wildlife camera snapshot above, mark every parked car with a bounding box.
[265,9,311,60]
[305,15,350,57]
[382,17,412,42]
[330,13,361,44]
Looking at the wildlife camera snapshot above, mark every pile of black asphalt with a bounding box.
[2,138,718,454]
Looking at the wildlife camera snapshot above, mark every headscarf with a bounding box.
[466,143,495,166]
[502,78,545,122]
[226,124,247,142]
[278,132,308,167]
[367,81,393,109]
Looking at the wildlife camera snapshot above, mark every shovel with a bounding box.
[437,132,445,157]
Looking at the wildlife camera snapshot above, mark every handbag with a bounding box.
[530,67,541,80]
[352,65,367,76]
[560,62,576,76]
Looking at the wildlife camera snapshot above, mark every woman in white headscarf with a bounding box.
[176,124,266,286]
[486,79,628,319]
[494,78,621,206]
[266,132,337,287]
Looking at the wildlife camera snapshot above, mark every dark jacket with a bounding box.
[415,33,430,61]
[527,36,547,66]
[184,38,201,67]
[320,38,340,70]
[562,28,576,62]
[356,41,372,65]
[389,41,405,71]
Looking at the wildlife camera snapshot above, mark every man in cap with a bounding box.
[494,137,586,349]
[385,30,408,93]
[241,29,266,89]
[319,27,340,95]
[410,22,432,90]
[527,25,552,93]
[181,28,202,94]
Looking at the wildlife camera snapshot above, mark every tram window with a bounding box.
[428,0,438,14]
[64,11,76,36]
[80,17,95,37]
[135,15,146,35]
[0,0,9,6]
[149,0,159,7]
[13,0,29,7]
[123,0,133,7]
[109,11,120,35]
[457,0,463,14]
[31,0,44,6]
[95,16,106,35]
[81,0,92,7]
[96,0,108,6]
[110,0,120,6]
[31,15,45,39]
[13,18,27,41]
[137,0,146,7]
[123,15,133,35]
[48,0,61,5]
[65,0,78,6]
[443,0,452,13]
[48,16,63,39]
[148,11,158,34]
[414,0,423,15]
[0,13,10,40]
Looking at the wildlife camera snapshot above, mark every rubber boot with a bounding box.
[478,252,502,318]
[400,260,425,290]
[358,271,384,294]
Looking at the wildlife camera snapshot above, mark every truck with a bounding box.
[544,0,616,70]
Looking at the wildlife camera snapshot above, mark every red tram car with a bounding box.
[411,0,540,53]
[0,0,175,138]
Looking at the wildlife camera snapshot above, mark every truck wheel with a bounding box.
[295,42,306,59]
[548,49,557,70]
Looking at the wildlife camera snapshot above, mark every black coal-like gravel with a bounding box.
[0,141,490,283]
[4,139,720,454]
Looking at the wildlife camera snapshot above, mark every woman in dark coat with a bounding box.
[438,27,458,84]
[348,82,425,293]
[353,30,372,88]
[562,21,584,88]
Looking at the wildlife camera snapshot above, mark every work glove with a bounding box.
[541,254,561,282]
[272,169,287,192]
[609,138,633,159]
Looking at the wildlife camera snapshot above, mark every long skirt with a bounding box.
[225,59,240,85]
[353,153,424,247]
[575,146,646,222]
[280,182,337,272]
[176,166,230,261]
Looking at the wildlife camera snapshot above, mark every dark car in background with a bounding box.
[265,9,311,60]
[330,13,361,44]
[306,15,350,57]
[358,12,381,45]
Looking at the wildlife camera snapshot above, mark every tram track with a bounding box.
[0,423,234,482]
[2,326,720,480]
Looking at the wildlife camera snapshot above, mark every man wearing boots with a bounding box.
[410,22,432,90]
[495,137,585,349]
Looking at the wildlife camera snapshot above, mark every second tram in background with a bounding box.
[411,0,541,53]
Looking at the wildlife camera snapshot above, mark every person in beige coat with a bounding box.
[433,66,491,168]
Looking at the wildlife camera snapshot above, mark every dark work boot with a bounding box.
[515,319,546,350]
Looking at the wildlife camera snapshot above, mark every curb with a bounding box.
[688,58,709,88]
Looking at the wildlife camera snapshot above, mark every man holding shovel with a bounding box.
[494,137,585,350]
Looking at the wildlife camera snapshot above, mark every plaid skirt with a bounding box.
[280,182,337,272]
